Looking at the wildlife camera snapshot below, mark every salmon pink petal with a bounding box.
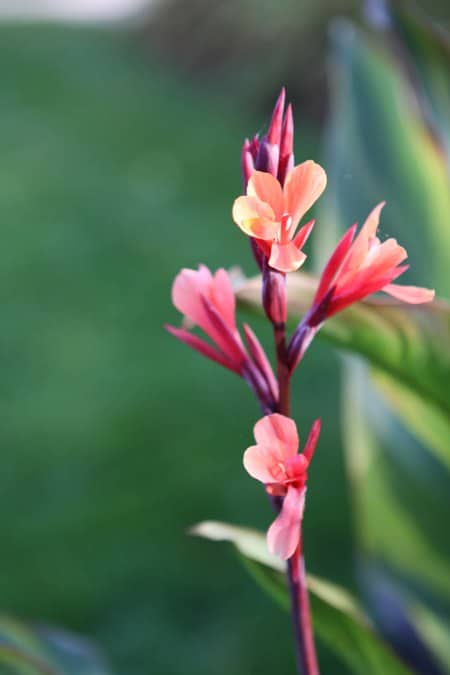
[269,241,307,273]
[254,414,298,458]
[362,237,407,273]
[232,195,279,240]
[197,263,214,287]
[383,284,435,303]
[284,161,327,228]
[358,201,385,241]
[341,202,385,274]
[211,268,236,329]
[336,239,407,295]
[243,444,281,484]
[172,267,211,328]
[267,486,305,560]
[247,171,284,220]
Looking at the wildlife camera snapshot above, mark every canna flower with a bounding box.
[166,265,278,408]
[309,202,435,323]
[243,414,320,560]
[232,165,326,273]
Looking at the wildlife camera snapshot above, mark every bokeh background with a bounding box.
[0,1,448,674]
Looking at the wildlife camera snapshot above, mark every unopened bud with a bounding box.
[241,140,255,189]
[267,87,285,146]
[278,103,294,184]
[255,137,279,176]
[262,266,287,326]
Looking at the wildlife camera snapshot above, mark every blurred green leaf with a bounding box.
[342,361,450,599]
[0,616,112,675]
[192,521,411,674]
[0,647,55,675]
[319,21,450,294]
[36,629,111,675]
[404,596,450,672]
[389,2,450,155]
[320,11,450,613]
[237,273,450,468]
[372,370,450,470]
[315,12,450,672]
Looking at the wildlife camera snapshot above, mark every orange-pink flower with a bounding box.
[232,164,326,273]
[243,414,320,560]
[167,265,250,374]
[312,202,435,321]
[166,266,278,407]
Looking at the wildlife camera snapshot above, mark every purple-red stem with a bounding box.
[274,325,290,416]
[288,547,319,675]
[274,322,319,675]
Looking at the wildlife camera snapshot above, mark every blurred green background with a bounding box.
[0,1,448,674]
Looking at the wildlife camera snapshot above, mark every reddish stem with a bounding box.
[288,545,320,675]
[274,322,319,675]
[274,324,291,416]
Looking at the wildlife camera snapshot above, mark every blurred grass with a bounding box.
[0,24,353,674]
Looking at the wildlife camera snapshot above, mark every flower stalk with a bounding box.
[166,87,434,675]
[270,278,319,675]
[288,546,319,675]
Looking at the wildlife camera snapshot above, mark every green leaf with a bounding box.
[371,370,450,470]
[237,273,450,468]
[320,21,450,294]
[191,521,411,674]
[0,647,56,675]
[342,361,450,600]
[314,13,450,669]
[320,13,450,589]
[403,596,450,672]
[389,2,450,156]
[0,615,112,675]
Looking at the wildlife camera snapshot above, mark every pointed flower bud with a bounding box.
[241,135,260,189]
[242,88,296,188]
[253,88,285,179]
[278,103,295,185]
[243,414,320,559]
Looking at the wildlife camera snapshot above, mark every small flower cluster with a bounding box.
[166,88,434,561]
